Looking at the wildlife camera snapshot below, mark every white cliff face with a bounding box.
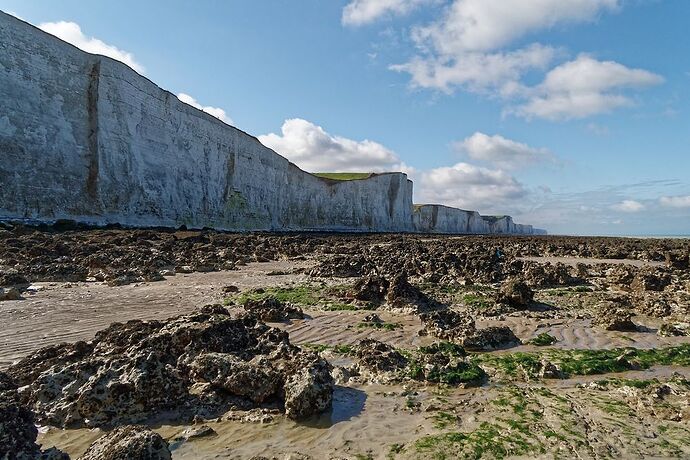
[0,12,544,235]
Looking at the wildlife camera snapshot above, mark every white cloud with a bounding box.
[513,55,663,120]
[38,21,145,73]
[611,200,645,213]
[390,44,556,94]
[453,132,553,170]
[177,93,233,125]
[660,195,690,208]
[412,0,619,54]
[259,118,407,173]
[392,0,619,94]
[342,0,434,26]
[416,162,527,212]
[388,0,662,120]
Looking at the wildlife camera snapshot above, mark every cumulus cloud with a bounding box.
[453,132,554,170]
[512,55,664,120]
[411,0,619,54]
[611,200,645,213]
[259,118,407,173]
[660,195,690,208]
[342,0,435,26]
[415,162,527,212]
[392,0,619,95]
[390,44,556,95]
[386,0,661,120]
[38,21,145,73]
[177,93,233,124]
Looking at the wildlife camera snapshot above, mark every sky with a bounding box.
[2,0,689,236]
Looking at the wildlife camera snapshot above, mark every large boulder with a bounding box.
[79,425,170,460]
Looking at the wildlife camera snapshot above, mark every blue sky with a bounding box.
[2,0,689,235]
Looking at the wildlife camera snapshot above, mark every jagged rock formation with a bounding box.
[5,305,334,428]
[0,11,544,235]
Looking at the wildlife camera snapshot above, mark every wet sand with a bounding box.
[0,260,311,368]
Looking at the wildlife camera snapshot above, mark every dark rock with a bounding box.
[658,323,690,337]
[362,313,383,323]
[241,297,304,322]
[495,279,533,308]
[0,287,21,301]
[353,275,389,303]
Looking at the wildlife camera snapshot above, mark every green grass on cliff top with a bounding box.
[313,172,374,180]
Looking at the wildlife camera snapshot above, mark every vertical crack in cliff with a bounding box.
[86,60,101,201]
[387,177,400,220]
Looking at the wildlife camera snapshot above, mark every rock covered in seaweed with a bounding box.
[6,305,333,428]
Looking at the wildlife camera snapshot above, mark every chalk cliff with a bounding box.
[0,12,545,235]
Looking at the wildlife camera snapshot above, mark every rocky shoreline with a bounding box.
[1,227,689,459]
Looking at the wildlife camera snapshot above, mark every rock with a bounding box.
[0,272,29,287]
[0,287,21,301]
[79,425,171,460]
[174,425,216,442]
[665,251,689,270]
[6,306,333,428]
[631,269,672,292]
[241,297,304,322]
[658,323,690,337]
[419,310,475,342]
[222,285,239,294]
[353,339,408,376]
[495,279,534,308]
[592,304,639,332]
[283,358,334,420]
[0,386,70,460]
[537,360,564,379]
[362,313,383,323]
[385,273,434,311]
[461,326,521,351]
[410,345,485,387]
[419,310,519,350]
[353,275,389,303]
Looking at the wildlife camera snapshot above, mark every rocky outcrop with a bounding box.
[6,305,334,428]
